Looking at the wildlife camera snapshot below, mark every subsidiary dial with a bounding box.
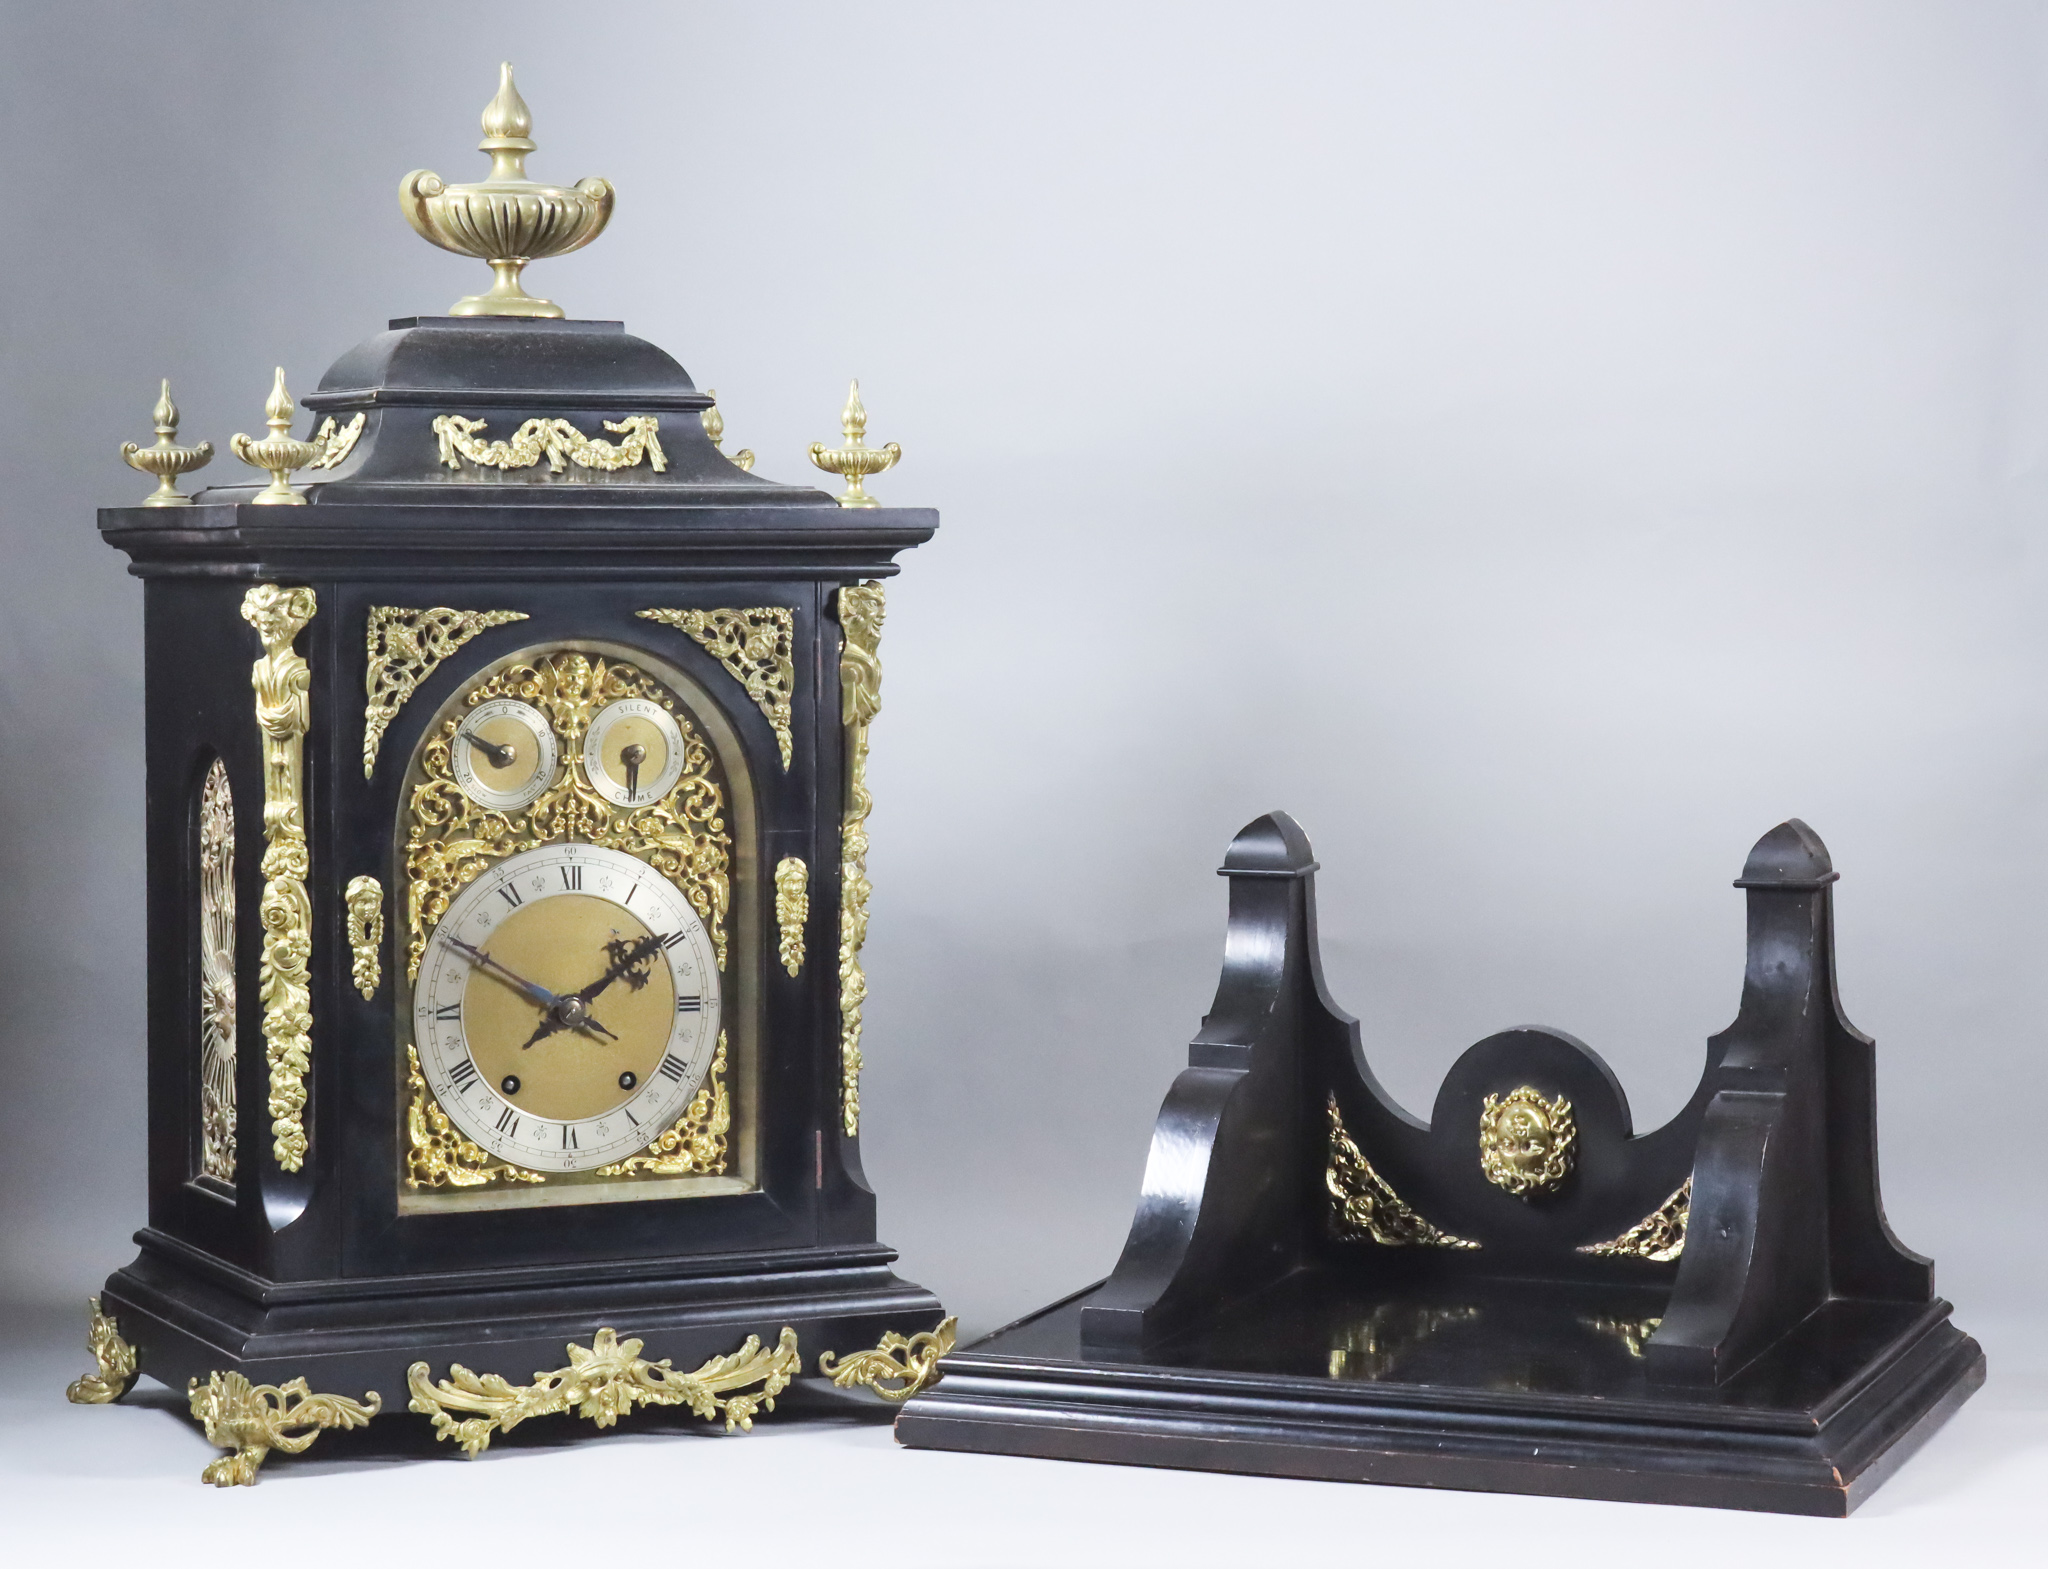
[583,697,686,807]
[451,698,557,811]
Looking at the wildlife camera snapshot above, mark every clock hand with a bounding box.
[515,994,623,1051]
[459,726,518,769]
[441,935,560,1012]
[574,932,666,1007]
[620,742,646,802]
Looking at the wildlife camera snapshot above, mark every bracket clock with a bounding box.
[71,65,952,1484]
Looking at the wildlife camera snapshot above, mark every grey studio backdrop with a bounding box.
[3,0,2046,1370]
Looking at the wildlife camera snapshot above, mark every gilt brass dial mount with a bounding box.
[582,697,686,807]
[450,697,556,811]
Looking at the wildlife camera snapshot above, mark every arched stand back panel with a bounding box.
[897,813,1983,1517]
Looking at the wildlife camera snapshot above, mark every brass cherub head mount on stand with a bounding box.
[400,62,613,319]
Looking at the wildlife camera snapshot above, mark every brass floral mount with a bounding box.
[120,380,212,505]
[404,1045,546,1189]
[1326,1097,1478,1249]
[432,413,666,475]
[637,606,795,769]
[361,605,529,777]
[198,759,237,1182]
[594,1035,730,1177]
[1479,1085,1576,1197]
[243,585,316,1171]
[1579,1176,1691,1262]
[406,1326,800,1455]
[809,380,900,508]
[189,1372,380,1486]
[774,857,808,977]
[344,876,384,1000]
[819,1316,958,1402]
[65,1297,138,1405]
[400,62,613,318]
[703,391,755,471]
[836,583,885,1135]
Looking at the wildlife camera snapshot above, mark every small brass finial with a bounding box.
[702,390,755,473]
[807,380,900,508]
[229,368,324,506]
[120,379,213,506]
[400,62,614,318]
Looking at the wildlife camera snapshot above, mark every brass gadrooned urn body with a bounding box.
[399,62,613,319]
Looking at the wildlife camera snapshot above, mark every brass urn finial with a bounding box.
[120,379,213,506]
[400,62,614,319]
[230,369,324,505]
[807,380,900,508]
[702,390,755,473]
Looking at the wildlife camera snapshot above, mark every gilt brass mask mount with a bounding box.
[400,62,614,318]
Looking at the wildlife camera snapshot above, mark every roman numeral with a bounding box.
[658,929,686,951]
[560,865,582,891]
[676,994,702,1013]
[656,1055,688,1083]
[447,1057,478,1089]
[561,1125,578,1150]
[497,884,523,909]
[495,1107,518,1136]
[434,1002,462,1022]
[622,883,638,907]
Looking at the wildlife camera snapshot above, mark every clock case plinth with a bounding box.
[896,813,1983,1516]
[95,316,942,1418]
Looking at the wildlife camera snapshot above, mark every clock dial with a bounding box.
[583,697,686,807]
[413,843,721,1172]
[450,697,557,811]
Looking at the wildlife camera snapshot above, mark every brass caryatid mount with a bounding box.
[401,62,613,319]
[120,380,212,505]
[808,380,900,508]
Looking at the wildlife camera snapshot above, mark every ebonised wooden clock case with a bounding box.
[85,313,944,1473]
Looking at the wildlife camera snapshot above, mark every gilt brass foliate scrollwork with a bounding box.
[837,583,885,1136]
[594,1035,729,1177]
[198,759,237,1182]
[345,876,384,1000]
[65,1297,138,1405]
[1578,1176,1691,1263]
[702,390,755,472]
[362,606,529,778]
[361,607,524,776]
[636,607,795,769]
[432,414,665,475]
[774,858,808,977]
[242,585,316,1172]
[403,1047,544,1189]
[406,1326,800,1456]
[1479,1085,1576,1198]
[402,651,732,983]
[1326,1097,1479,1250]
[187,1372,380,1487]
[818,1317,957,1403]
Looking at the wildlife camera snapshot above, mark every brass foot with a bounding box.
[407,1325,801,1457]
[818,1316,958,1402]
[65,1296,138,1404]
[187,1371,381,1486]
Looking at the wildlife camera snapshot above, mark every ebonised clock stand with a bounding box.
[896,812,1983,1516]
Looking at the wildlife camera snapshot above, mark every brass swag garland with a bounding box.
[362,606,529,777]
[188,1371,380,1487]
[407,1326,801,1456]
[198,758,237,1182]
[1326,1096,1479,1250]
[637,607,796,770]
[837,583,884,1136]
[774,857,808,977]
[402,651,734,1187]
[243,585,317,1172]
[432,413,666,475]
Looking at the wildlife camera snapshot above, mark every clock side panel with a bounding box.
[329,582,860,1280]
